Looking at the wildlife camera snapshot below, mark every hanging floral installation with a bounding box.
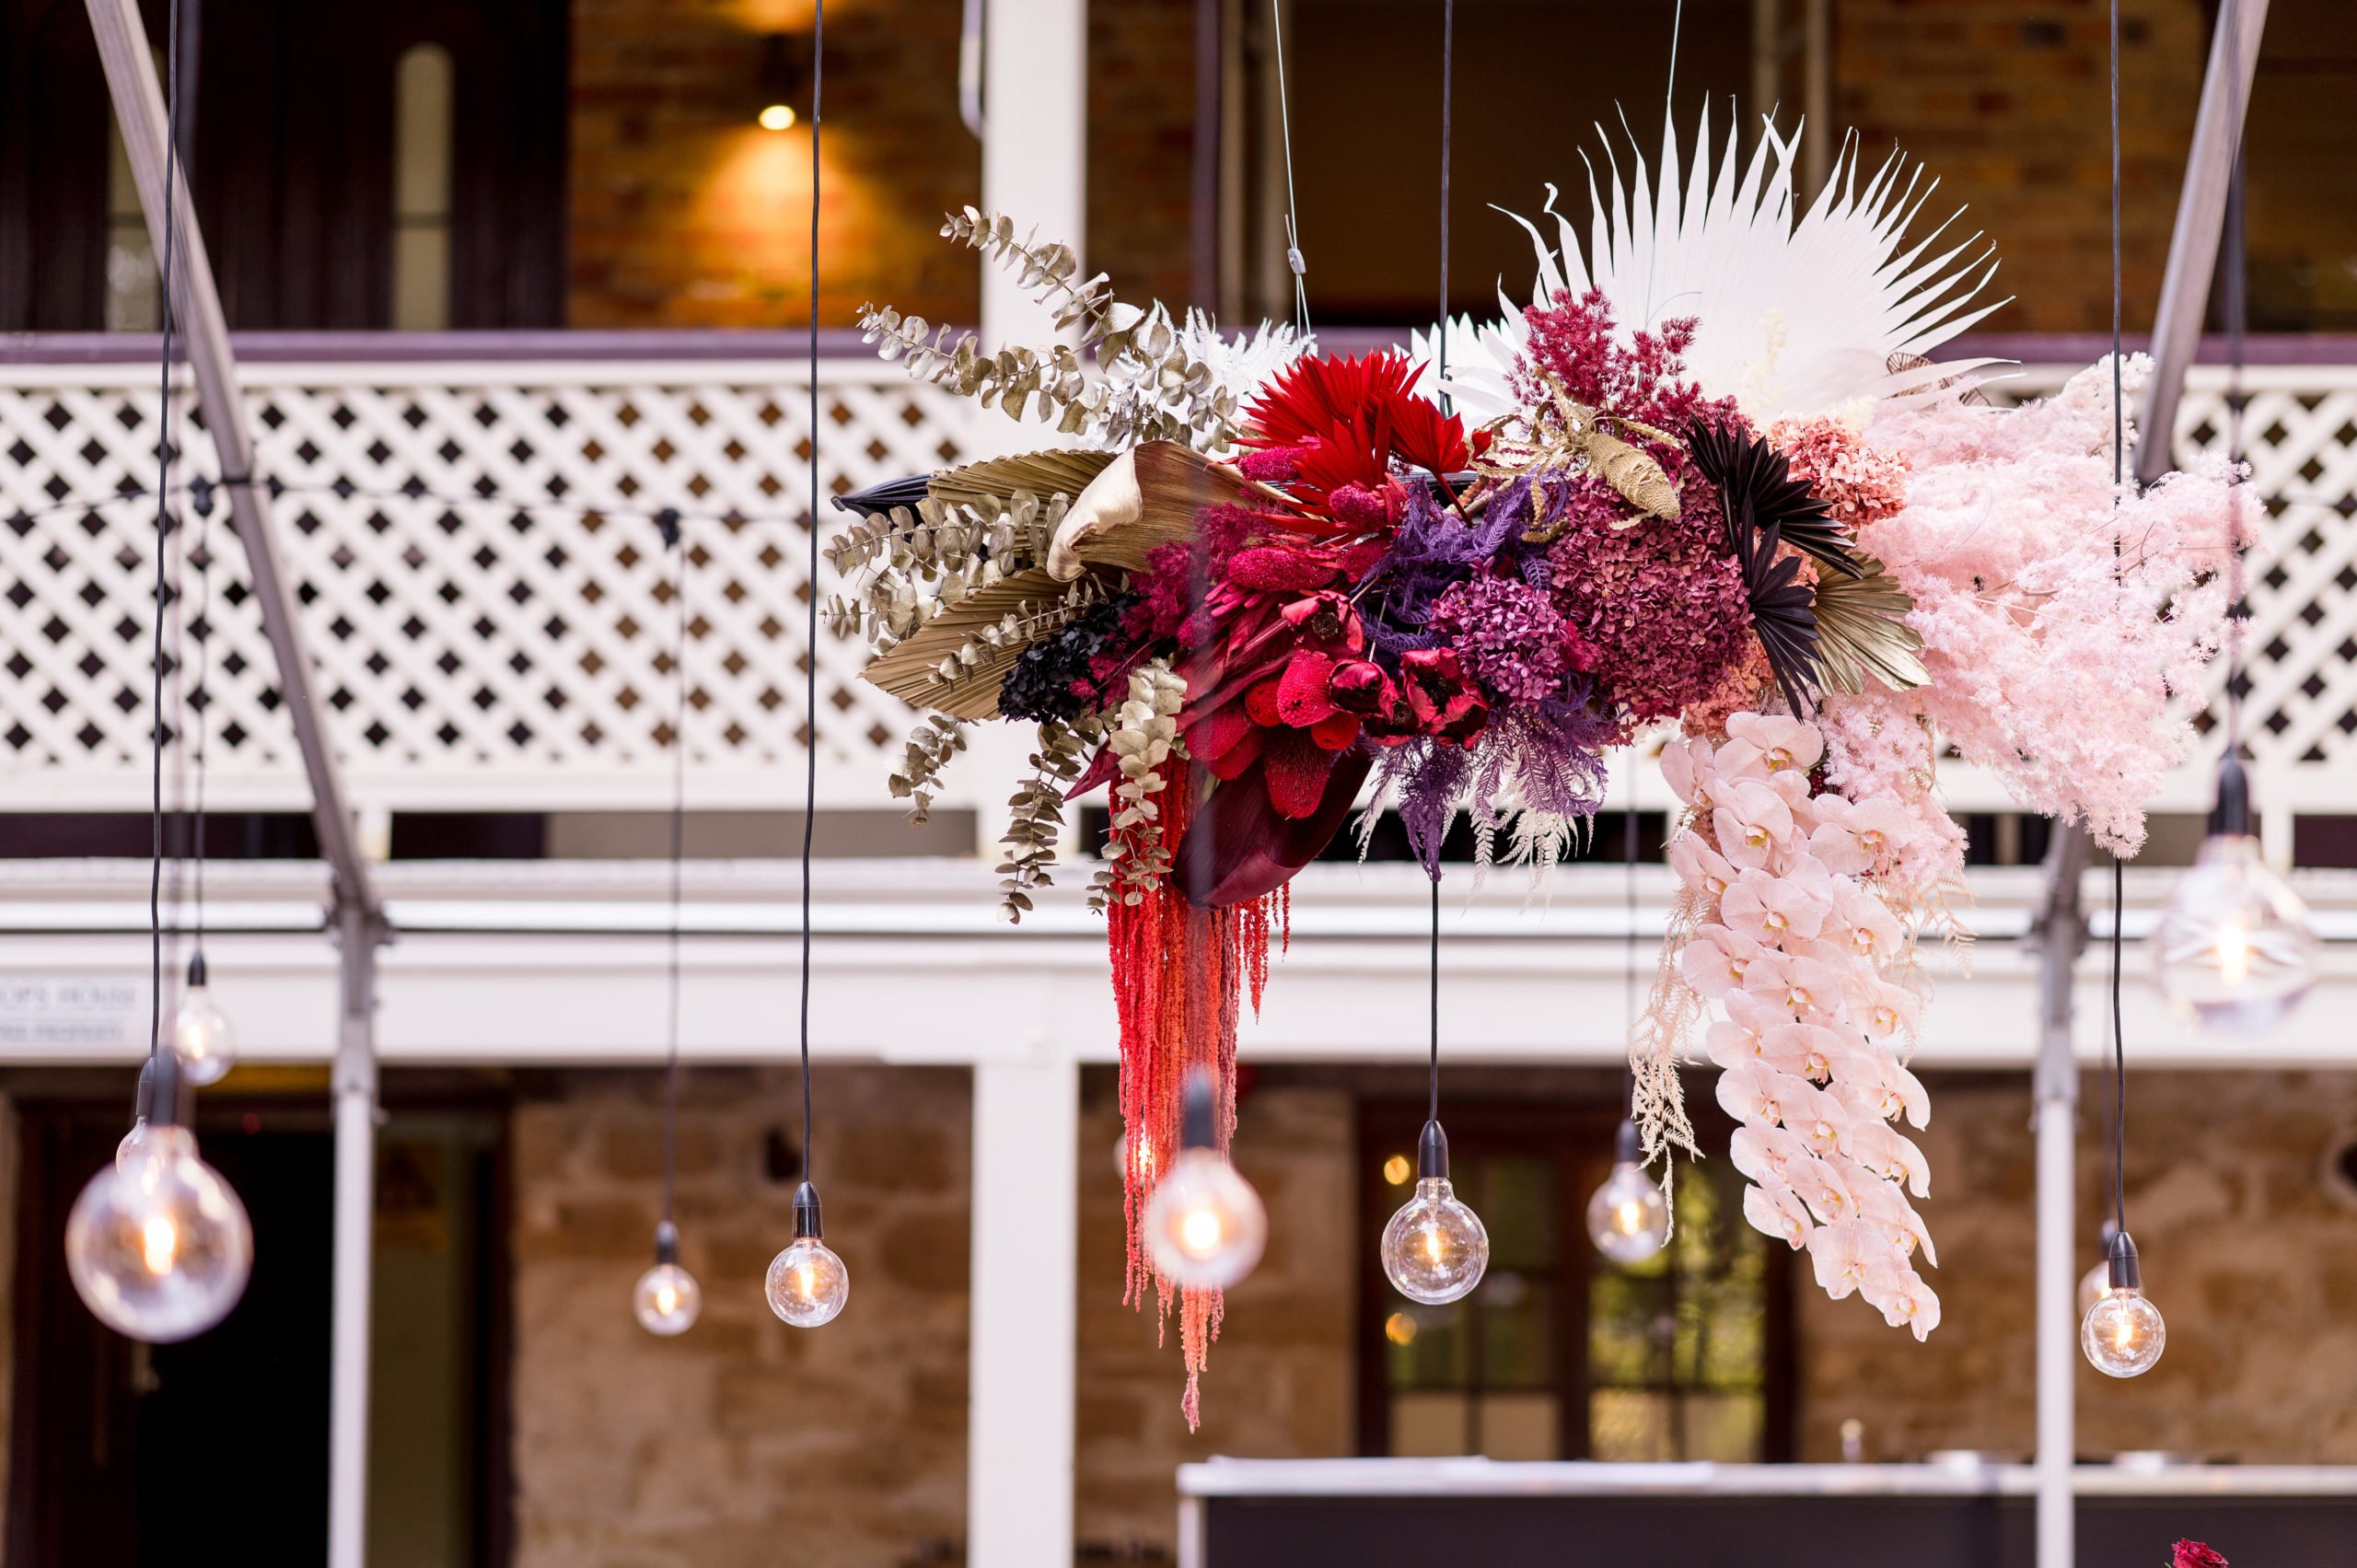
[830,107,2245,1415]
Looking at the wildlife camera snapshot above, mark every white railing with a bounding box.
[1,348,2351,834]
[0,350,981,814]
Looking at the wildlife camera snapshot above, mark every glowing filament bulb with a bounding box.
[633,1224,701,1336]
[765,1183,849,1329]
[2080,1232,2165,1378]
[2152,762,2317,1036]
[1142,1071,1269,1290]
[1380,1122,1489,1306]
[1586,1121,1670,1264]
[142,1214,177,1274]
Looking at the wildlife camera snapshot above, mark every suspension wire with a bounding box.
[661,517,688,1228]
[145,0,189,1074]
[1269,0,1310,338]
[1623,786,1639,1119]
[189,472,213,968]
[796,0,824,1186]
[1428,875,1441,1126]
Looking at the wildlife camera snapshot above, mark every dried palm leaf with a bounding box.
[1585,425,1681,522]
[927,448,1119,515]
[1810,556,1929,693]
[1043,440,1292,580]
[862,567,1085,720]
[1689,419,1862,577]
[1736,519,1821,718]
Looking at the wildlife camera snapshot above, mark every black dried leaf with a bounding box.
[1687,419,1862,578]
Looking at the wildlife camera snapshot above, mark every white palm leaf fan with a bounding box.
[1419,102,2013,426]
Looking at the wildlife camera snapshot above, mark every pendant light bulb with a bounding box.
[67,1051,251,1342]
[1380,1120,1490,1305]
[765,1182,849,1328]
[1586,1120,1670,1264]
[2153,759,2317,1035]
[1144,1070,1268,1290]
[169,952,237,1086]
[2080,1231,2165,1378]
[634,1221,702,1336]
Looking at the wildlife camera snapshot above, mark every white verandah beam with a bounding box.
[79,4,388,1564]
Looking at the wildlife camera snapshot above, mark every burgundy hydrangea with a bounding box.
[1428,572,1596,703]
[1541,467,1750,730]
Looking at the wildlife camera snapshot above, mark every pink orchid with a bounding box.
[1771,956,1851,1024]
[1832,883,1906,962]
[1722,984,1792,1040]
[1861,1264,1943,1340]
[1847,975,1922,1043]
[1679,924,1765,999]
[1730,1123,1813,1187]
[1847,1121,1932,1197]
[1789,1154,1868,1225]
[1704,1018,1766,1070]
[1743,1179,1815,1249]
[1804,814,1875,878]
[1721,865,1834,946]
[1845,797,1915,871]
[1724,712,1826,773]
[1667,833,1738,901]
[1715,1063,1786,1127]
[1805,1219,1897,1299]
[1772,1074,1855,1156]
[1849,1055,1933,1128]
[1713,783,1796,865]
[1855,1180,1939,1266]
[1658,740,1704,807]
[1757,1021,1834,1079]
[1710,736,1769,781]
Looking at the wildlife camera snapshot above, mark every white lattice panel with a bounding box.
[3,355,2354,830]
[0,359,981,812]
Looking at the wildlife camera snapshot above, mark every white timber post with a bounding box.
[2031,829,2089,1568]
[970,0,1091,854]
[330,897,381,1568]
[967,1051,1080,1568]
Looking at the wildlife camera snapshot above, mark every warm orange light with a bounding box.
[759,103,797,132]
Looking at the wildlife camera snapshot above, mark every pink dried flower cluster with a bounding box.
[1766,414,1912,528]
[1545,469,1751,731]
[1428,572,1594,703]
[1838,359,2246,854]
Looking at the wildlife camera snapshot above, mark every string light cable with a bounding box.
[764,0,850,1330]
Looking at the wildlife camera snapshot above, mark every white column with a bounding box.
[2031,832,2087,1568]
[330,912,379,1568]
[980,0,1088,354]
[968,1054,1079,1568]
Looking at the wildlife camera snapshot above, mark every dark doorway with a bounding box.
[4,1075,513,1568]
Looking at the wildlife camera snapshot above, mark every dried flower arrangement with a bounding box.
[832,107,2245,1419]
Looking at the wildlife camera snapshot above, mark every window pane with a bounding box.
[1391,1391,1470,1458]
[1476,1275,1555,1390]
[392,44,455,331]
[1474,1154,1555,1270]
[1589,1388,1674,1462]
[1679,1391,1765,1464]
[1385,1302,1469,1388]
[1476,1393,1559,1461]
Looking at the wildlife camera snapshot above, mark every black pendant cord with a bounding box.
[188,469,213,973]
[660,517,688,1231]
[796,0,824,1190]
[146,0,188,1073]
[2103,0,2134,1247]
[1623,792,1640,1121]
[2220,0,2249,761]
[1426,875,1441,1127]
[1434,0,1453,378]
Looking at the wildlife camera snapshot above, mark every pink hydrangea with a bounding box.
[1428,573,1594,703]
[1766,414,1912,528]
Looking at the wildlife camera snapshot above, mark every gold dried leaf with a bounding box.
[1810,556,1929,693]
[1585,427,1682,525]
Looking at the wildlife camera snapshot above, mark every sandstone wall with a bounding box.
[1798,1069,2357,1463]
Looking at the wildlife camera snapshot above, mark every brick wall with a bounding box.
[510,1065,970,1568]
[1086,0,1200,315]
[1833,0,2210,334]
[568,0,981,330]
[1798,1068,2357,1462]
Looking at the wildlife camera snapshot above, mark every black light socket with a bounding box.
[1417,1118,1449,1180]
[186,949,208,989]
[2208,755,2252,838]
[132,1054,157,1125]
[1180,1068,1217,1153]
[2106,1228,2143,1293]
[146,1046,187,1131]
[654,1219,679,1266]
[756,31,811,125]
[793,1179,825,1240]
[1615,1118,1643,1167]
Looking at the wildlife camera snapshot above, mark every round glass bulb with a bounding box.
[2081,1285,2165,1377]
[170,984,237,1086]
[765,1237,849,1328]
[1143,1149,1268,1289]
[116,1116,149,1168]
[2152,833,2318,1036]
[1380,1176,1490,1305]
[2078,1257,2114,1318]
[1586,1159,1671,1264]
[633,1261,702,1336]
[66,1124,251,1342]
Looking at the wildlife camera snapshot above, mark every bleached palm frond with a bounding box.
[1421,101,2014,425]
